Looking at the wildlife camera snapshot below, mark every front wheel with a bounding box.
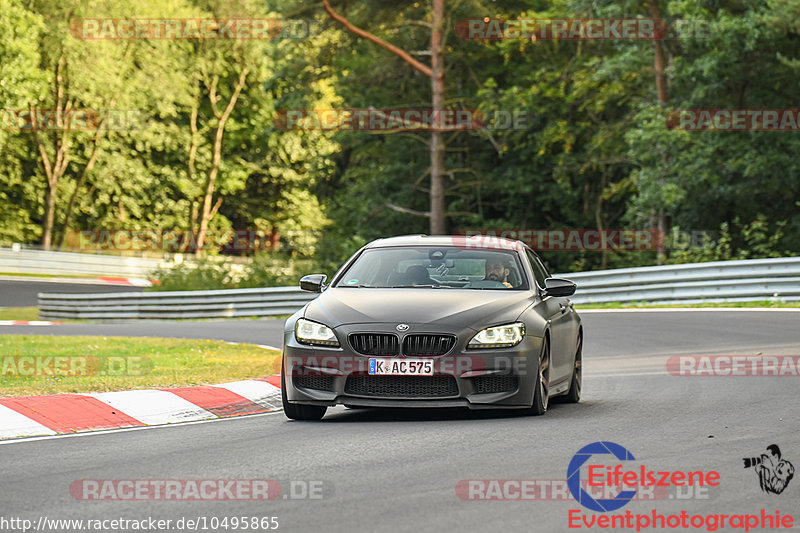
[527,337,550,416]
[281,364,327,421]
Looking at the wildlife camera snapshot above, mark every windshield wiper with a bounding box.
[390,284,455,288]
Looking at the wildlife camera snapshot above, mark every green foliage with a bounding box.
[1,0,798,274]
[149,258,240,291]
[148,254,316,291]
[666,217,789,264]
[0,0,46,244]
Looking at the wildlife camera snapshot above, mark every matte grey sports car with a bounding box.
[281,235,582,420]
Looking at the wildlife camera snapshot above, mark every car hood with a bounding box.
[303,288,533,330]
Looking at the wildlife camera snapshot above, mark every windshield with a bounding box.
[334,246,529,290]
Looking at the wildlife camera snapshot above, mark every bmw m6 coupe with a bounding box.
[281,235,582,420]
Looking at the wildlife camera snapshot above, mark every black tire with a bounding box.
[558,333,582,404]
[528,336,550,416]
[281,364,327,421]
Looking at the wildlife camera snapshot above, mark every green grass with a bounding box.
[0,307,89,323]
[0,272,61,278]
[0,335,281,397]
[575,300,800,309]
[0,272,111,279]
[0,307,40,321]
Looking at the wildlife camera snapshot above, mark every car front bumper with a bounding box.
[282,322,543,410]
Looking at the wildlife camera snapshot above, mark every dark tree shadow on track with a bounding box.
[284,400,614,423]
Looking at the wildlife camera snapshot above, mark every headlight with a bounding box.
[295,318,339,346]
[468,322,525,348]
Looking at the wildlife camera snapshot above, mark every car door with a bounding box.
[526,250,574,385]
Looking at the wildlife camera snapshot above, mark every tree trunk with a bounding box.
[596,173,607,269]
[34,132,69,251]
[35,54,72,250]
[322,0,444,232]
[651,0,668,264]
[58,122,108,248]
[651,0,668,104]
[42,183,57,249]
[194,68,249,257]
[429,0,446,234]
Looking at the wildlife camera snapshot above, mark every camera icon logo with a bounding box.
[743,444,794,495]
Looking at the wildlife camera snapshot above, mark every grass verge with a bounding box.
[0,335,281,397]
[0,307,40,321]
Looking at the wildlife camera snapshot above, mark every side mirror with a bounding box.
[300,274,327,293]
[543,277,577,298]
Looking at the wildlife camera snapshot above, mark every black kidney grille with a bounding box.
[293,374,336,392]
[402,334,456,356]
[472,374,519,394]
[349,333,399,356]
[344,375,458,397]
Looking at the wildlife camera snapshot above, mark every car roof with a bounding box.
[364,234,525,251]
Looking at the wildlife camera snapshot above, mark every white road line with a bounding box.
[0,410,283,446]
[0,320,62,326]
[590,371,672,377]
[0,275,136,285]
[256,344,283,351]
[81,390,217,425]
[0,404,58,439]
[577,307,800,313]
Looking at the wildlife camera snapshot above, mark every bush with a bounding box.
[665,216,788,265]
[148,254,319,291]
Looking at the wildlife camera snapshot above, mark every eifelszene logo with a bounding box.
[567,441,638,512]
[743,444,795,495]
[566,441,721,512]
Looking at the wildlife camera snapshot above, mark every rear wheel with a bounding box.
[528,337,550,416]
[281,363,327,421]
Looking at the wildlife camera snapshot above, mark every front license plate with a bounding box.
[368,358,434,376]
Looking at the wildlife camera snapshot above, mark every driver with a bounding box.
[484,258,513,288]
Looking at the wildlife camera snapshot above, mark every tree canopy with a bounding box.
[0,0,797,275]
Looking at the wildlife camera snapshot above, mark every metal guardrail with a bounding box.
[565,256,800,304]
[39,287,318,320]
[38,256,800,319]
[0,247,169,277]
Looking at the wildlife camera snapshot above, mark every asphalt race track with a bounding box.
[2,310,799,532]
[0,279,146,308]
[0,318,285,347]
